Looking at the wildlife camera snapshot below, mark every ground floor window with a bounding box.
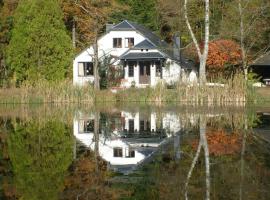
[129,119,135,132]
[78,119,94,133]
[128,61,136,77]
[155,61,162,78]
[78,62,94,77]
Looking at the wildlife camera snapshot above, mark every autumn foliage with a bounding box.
[186,39,242,77]
[192,129,241,156]
[206,40,241,69]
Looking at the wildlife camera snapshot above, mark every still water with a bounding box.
[0,104,269,200]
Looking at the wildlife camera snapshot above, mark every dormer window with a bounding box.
[113,38,122,48]
[125,38,134,48]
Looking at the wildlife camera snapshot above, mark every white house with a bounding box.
[73,20,195,87]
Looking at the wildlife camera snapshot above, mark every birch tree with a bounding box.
[184,0,210,83]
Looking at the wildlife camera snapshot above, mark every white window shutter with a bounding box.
[78,63,84,76]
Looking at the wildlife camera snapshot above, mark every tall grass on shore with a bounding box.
[0,74,258,105]
[0,80,96,104]
[116,73,256,105]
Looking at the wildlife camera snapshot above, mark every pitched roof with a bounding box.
[133,39,156,49]
[121,52,165,60]
[110,20,174,59]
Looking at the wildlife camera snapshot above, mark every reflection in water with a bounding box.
[0,105,269,200]
[74,111,182,174]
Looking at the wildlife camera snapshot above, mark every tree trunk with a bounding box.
[238,0,248,80]
[93,35,100,90]
[94,111,100,171]
[184,0,209,84]
[72,18,76,49]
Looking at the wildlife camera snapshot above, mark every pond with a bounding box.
[0,104,270,200]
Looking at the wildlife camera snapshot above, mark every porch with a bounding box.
[120,53,165,87]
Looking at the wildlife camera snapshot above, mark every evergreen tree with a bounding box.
[7,0,73,84]
[113,0,159,32]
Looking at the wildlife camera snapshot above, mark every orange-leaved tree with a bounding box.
[186,39,242,78]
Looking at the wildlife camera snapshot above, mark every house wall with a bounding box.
[73,31,146,86]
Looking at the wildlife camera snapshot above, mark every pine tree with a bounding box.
[7,0,73,84]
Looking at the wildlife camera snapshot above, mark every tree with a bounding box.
[7,119,73,200]
[0,0,19,86]
[113,0,158,32]
[73,0,122,90]
[186,39,242,78]
[220,0,270,80]
[7,0,73,85]
[184,0,210,83]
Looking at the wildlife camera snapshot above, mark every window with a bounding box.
[125,148,135,158]
[78,62,93,77]
[125,38,134,48]
[128,66,134,77]
[129,119,134,132]
[127,61,136,77]
[155,61,162,78]
[78,119,94,133]
[113,148,123,157]
[113,38,122,48]
[140,120,151,132]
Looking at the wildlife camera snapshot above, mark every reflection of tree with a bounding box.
[7,119,73,200]
[185,116,210,200]
[61,151,123,200]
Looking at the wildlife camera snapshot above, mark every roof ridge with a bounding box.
[124,20,136,30]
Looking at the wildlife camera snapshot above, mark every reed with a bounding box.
[0,80,95,104]
[0,74,259,105]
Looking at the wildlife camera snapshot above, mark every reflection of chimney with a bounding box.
[173,34,181,61]
[106,23,114,33]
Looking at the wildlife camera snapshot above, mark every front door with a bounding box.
[139,61,151,84]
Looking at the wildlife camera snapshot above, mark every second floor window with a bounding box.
[113,148,123,157]
[125,38,134,48]
[113,38,122,48]
[78,62,93,77]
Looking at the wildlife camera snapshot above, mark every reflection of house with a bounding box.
[73,111,181,174]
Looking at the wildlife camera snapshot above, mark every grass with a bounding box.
[0,74,265,105]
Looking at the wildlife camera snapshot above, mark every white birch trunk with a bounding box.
[238,0,248,80]
[184,0,210,84]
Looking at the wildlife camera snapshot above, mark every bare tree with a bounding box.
[184,0,210,83]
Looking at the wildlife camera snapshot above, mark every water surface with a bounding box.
[0,104,269,200]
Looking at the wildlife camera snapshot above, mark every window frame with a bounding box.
[113,147,123,157]
[78,62,94,77]
[125,37,134,48]
[113,38,122,48]
[127,61,136,77]
[78,119,94,133]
